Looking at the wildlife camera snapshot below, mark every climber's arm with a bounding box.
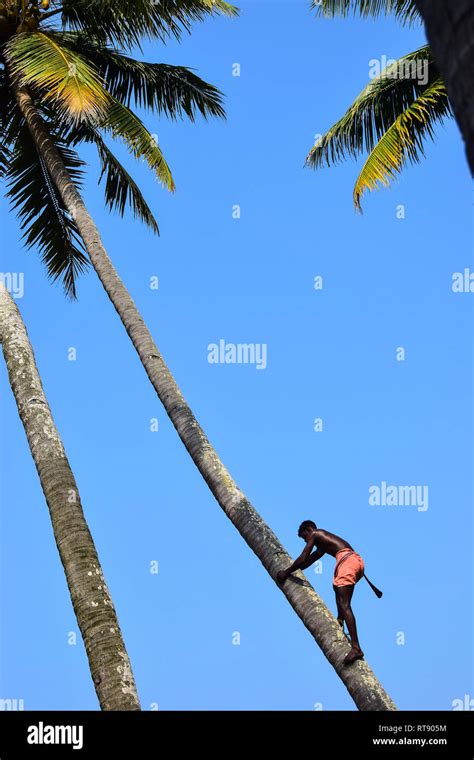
[276,538,324,584]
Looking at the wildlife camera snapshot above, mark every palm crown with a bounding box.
[0,0,237,297]
[306,0,452,210]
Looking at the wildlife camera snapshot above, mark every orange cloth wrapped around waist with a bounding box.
[333,549,365,587]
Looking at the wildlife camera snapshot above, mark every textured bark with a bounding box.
[15,86,396,710]
[414,0,474,173]
[0,283,140,711]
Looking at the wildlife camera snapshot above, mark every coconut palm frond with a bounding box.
[48,32,226,120]
[67,122,160,233]
[312,0,420,25]
[6,122,88,298]
[306,46,438,168]
[353,78,451,209]
[5,31,109,123]
[59,0,238,49]
[103,98,175,191]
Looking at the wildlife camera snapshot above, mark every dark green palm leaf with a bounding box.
[67,123,160,233]
[0,140,11,177]
[6,121,88,299]
[47,32,226,121]
[58,0,238,50]
[312,0,420,25]
[306,46,441,168]
[96,139,160,233]
[0,74,14,176]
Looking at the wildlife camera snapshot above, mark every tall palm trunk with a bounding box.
[414,0,474,173]
[15,86,396,711]
[0,282,140,711]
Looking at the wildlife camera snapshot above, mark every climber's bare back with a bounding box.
[306,528,353,557]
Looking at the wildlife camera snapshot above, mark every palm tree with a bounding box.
[1,1,395,709]
[413,0,474,174]
[1,0,234,298]
[306,0,452,210]
[0,282,140,710]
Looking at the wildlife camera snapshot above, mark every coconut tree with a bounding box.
[0,1,395,709]
[1,0,233,298]
[0,282,140,710]
[413,0,474,174]
[306,0,452,209]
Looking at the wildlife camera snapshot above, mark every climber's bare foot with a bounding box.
[344,647,364,665]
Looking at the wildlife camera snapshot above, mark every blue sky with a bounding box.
[0,1,472,711]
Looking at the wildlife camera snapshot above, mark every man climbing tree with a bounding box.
[277,520,382,666]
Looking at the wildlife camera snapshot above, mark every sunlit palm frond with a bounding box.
[306,46,439,168]
[103,98,175,191]
[5,32,109,123]
[48,32,226,121]
[353,78,450,209]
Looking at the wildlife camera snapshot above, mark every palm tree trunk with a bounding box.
[0,282,140,711]
[15,85,396,711]
[414,0,474,173]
